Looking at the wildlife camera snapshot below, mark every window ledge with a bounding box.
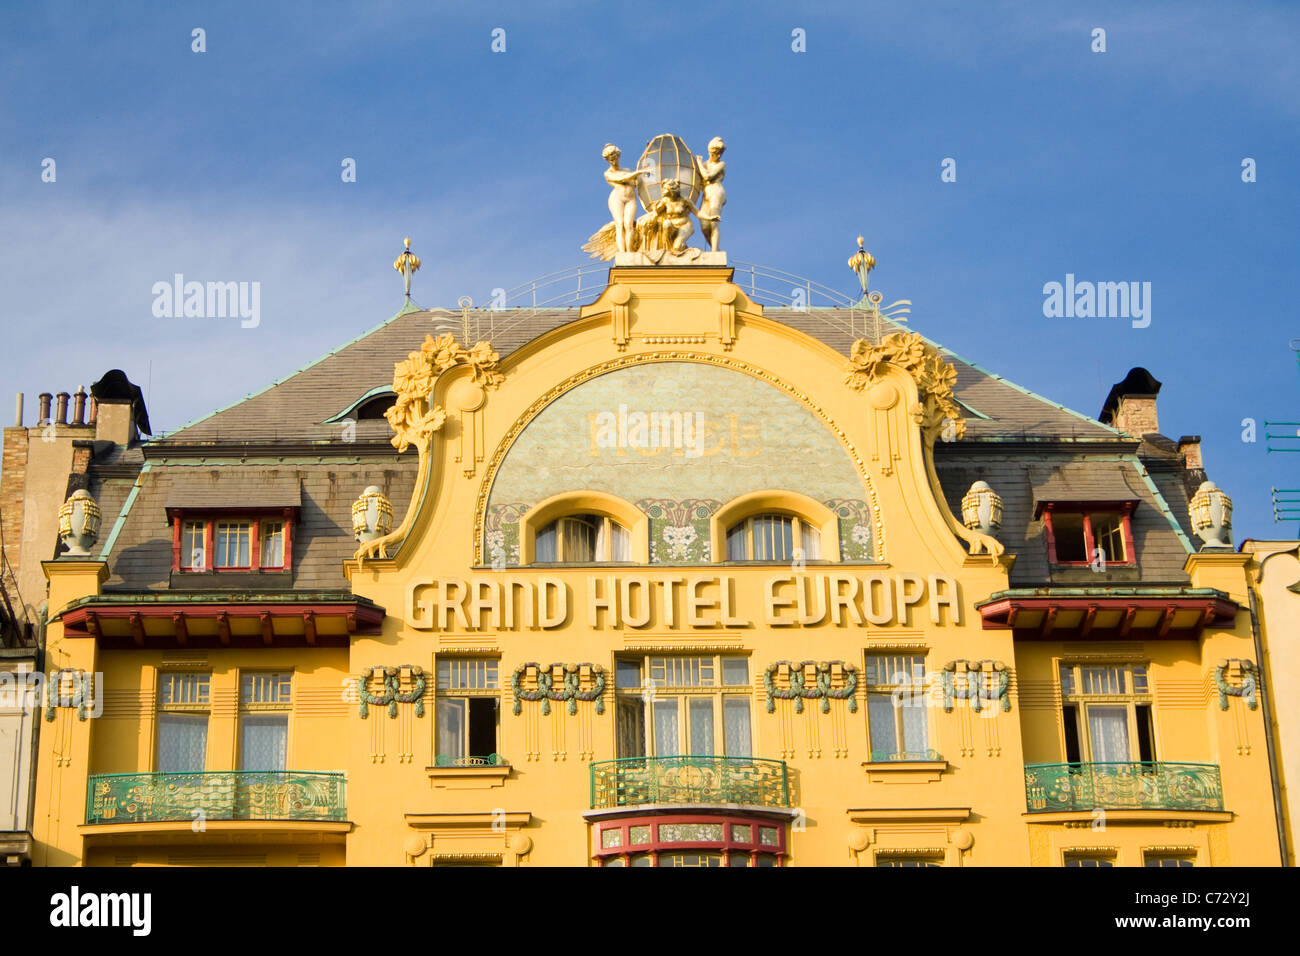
[1023,809,1233,825]
[861,760,948,784]
[426,764,511,790]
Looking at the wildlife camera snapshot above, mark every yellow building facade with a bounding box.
[25,261,1285,867]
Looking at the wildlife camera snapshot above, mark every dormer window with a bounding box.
[1036,501,1137,567]
[166,477,301,576]
[172,514,294,573]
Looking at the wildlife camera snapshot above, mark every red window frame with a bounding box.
[169,508,295,573]
[1039,501,1137,567]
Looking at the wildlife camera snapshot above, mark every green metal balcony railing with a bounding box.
[1024,762,1223,813]
[434,753,506,767]
[86,771,347,825]
[869,749,943,763]
[590,756,790,810]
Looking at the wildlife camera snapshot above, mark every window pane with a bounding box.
[535,525,557,562]
[800,524,821,560]
[689,698,714,755]
[1058,664,1075,696]
[723,697,751,757]
[160,673,210,705]
[721,657,749,686]
[901,694,928,755]
[653,699,679,756]
[615,660,642,689]
[260,523,284,566]
[1082,666,1124,695]
[240,715,287,771]
[1087,705,1131,762]
[1092,513,1125,562]
[241,672,291,704]
[437,698,466,761]
[1131,666,1148,694]
[608,523,631,562]
[868,693,899,755]
[726,524,747,560]
[157,714,207,772]
[215,521,251,567]
[616,699,645,758]
[560,516,597,562]
[183,522,206,570]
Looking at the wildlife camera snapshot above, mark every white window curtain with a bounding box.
[723,698,751,757]
[801,524,822,560]
[608,523,631,561]
[437,698,466,760]
[901,698,928,755]
[535,525,557,562]
[689,699,714,755]
[867,694,897,755]
[240,715,288,771]
[157,714,208,773]
[653,699,680,756]
[1087,705,1131,762]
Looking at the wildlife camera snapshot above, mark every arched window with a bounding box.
[725,513,821,562]
[536,514,632,563]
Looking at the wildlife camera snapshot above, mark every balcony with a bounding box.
[590,756,790,810]
[1024,762,1223,814]
[86,771,347,825]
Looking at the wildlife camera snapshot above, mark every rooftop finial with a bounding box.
[848,235,876,300]
[393,237,422,299]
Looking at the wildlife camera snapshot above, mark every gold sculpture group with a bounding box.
[583,137,727,261]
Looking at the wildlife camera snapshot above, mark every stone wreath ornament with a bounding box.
[763,661,859,714]
[511,663,606,716]
[1214,661,1259,710]
[44,668,92,722]
[357,665,427,719]
[940,661,1011,713]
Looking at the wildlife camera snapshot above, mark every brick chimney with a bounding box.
[1099,368,1162,438]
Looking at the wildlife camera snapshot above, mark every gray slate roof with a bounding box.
[89,296,1195,593]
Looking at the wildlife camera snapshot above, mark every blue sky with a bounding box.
[1,0,1297,541]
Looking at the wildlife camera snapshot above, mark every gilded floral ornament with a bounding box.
[844,332,965,443]
[356,333,505,561]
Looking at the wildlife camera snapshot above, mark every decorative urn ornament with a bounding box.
[1190,480,1233,548]
[352,486,393,543]
[961,480,1003,537]
[58,490,101,556]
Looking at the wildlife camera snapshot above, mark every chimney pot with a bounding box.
[72,386,87,426]
[55,391,70,426]
[37,393,52,426]
[13,393,22,428]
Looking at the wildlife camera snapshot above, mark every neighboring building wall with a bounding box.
[1243,540,1300,866]
[0,649,39,865]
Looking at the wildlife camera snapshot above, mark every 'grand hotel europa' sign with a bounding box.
[407,572,962,631]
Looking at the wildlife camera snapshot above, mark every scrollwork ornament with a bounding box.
[843,332,966,444]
